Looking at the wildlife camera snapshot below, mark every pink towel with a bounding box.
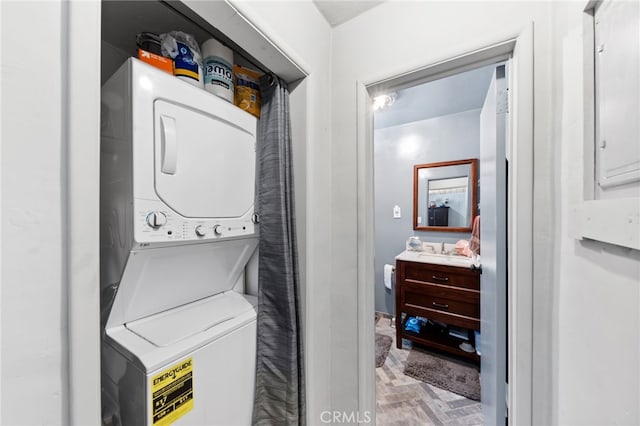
[455,239,473,257]
[469,215,480,255]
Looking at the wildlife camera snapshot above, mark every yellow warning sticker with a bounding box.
[151,357,194,425]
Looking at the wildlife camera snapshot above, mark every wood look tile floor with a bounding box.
[375,316,483,425]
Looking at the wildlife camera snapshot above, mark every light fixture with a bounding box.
[372,92,397,111]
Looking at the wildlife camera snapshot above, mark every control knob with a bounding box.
[145,211,167,229]
[195,225,206,237]
[213,224,225,236]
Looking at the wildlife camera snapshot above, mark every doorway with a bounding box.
[356,33,534,425]
[372,60,506,424]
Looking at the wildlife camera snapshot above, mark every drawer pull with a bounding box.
[432,302,449,309]
[431,275,449,282]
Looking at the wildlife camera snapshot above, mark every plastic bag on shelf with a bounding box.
[160,31,204,87]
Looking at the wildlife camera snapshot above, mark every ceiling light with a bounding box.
[372,93,396,111]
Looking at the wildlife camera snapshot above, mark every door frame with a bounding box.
[355,25,534,424]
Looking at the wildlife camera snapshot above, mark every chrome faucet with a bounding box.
[441,241,445,254]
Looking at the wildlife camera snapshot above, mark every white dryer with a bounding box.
[100,58,258,425]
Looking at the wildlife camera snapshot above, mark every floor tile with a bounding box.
[375,315,482,425]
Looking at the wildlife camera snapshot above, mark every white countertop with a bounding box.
[395,249,479,269]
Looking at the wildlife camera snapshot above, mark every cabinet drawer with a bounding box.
[402,285,480,319]
[400,261,479,290]
[404,281,479,306]
[403,305,480,331]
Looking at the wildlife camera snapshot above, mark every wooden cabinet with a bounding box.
[395,259,480,361]
[427,206,449,226]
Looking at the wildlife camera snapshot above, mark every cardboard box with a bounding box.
[137,48,173,75]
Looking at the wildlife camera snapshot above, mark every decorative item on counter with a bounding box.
[455,239,472,257]
[407,236,423,251]
[136,32,173,75]
[201,38,234,102]
[234,65,262,118]
[160,31,204,88]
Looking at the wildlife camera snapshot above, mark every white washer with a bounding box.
[100,59,258,425]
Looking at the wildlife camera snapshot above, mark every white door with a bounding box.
[153,99,256,218]
[479,64,508,425]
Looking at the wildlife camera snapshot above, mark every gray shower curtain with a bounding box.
[252,74,305,426]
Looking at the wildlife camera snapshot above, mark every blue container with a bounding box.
[404,316,421,333]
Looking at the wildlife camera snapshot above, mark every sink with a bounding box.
[420,242,460,256]
[396,241,478,268]
[417,252,475,268]
[419,250,462,257]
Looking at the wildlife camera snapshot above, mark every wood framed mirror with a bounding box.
[413,158,478,232]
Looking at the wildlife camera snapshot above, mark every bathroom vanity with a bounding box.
[395,250,480,362]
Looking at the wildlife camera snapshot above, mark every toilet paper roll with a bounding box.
[384,264,394,290]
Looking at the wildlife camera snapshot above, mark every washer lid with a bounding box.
[154,99,256,218]
[125,291,257,347]
[106,238,258,328]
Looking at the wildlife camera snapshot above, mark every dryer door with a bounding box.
[153,99,256,218]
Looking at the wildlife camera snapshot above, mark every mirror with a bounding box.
[413,159,478,232]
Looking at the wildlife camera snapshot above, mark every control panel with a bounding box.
[134,199,256,244]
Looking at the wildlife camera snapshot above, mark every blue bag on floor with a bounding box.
[404,316,421,333]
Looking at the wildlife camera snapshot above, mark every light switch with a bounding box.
[393,205,401,218]
[417,216,422,224]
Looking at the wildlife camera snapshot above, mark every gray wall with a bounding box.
[373,109,480,314]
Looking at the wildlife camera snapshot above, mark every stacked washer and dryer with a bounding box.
[100,58,259,425]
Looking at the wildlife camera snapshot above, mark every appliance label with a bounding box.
[173,42,200,82]
[151,357,194,425]
[204,56,234,91]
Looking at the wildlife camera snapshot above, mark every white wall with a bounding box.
[1,1,67,424]
[1,0,333,424]
[554,2,640,424]
[331,1,555,420]
[332,1,640,425]
[3,1,638,424]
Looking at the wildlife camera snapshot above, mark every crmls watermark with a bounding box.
[320,411,372,424]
